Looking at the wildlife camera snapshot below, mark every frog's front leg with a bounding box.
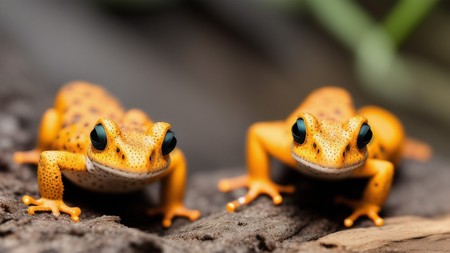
[337,159,394,227]
[218,122,296,211]
[23,151,85,222]
[147,149,201,228]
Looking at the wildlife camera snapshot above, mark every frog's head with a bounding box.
[86,118,176,180]
[290,112,372,178]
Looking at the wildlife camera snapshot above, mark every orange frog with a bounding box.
[13,81,200,227]
[218,87,430,227]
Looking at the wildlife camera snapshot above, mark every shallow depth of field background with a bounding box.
[0,0,448,172]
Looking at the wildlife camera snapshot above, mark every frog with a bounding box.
[13,81,201,227]
[218,86,431,227]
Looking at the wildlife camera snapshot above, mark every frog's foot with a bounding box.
[147,205,201,228]
[218,175,249,192]
[335,196,383,227]
[403,138,432,161]
[22,195,81,222]
[13,150,41,164]
[225,179,295,212]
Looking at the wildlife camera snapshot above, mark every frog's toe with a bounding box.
[22,196,81,221]
[13,150,40,164]
[175,207,201,221]
[217,175,248,192]
[276,184,296,194]
[59,203,81,222]
[149,205,201,228]
[163,206,201,227]
[226,186,260,212]
[337,197,383,227]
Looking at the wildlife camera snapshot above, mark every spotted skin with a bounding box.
[13,81,200,227]
[218,87,431,227]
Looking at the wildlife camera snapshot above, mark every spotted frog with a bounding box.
[14,82,200,227]
[218,87,430,227]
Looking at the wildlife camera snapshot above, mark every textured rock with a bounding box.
[1,45,450,252]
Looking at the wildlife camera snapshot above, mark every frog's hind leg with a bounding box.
[402,138,432,161]
[358,105,432,163]
[23,151,85,222]
[13,109,62,164]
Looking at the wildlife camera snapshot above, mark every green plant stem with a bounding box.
[384,0,440,46]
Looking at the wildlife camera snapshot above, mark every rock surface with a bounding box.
[1,49,450,252]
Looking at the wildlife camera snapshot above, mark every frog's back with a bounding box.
[287,86,356,123]
[50,82,125,153]
[54,82,125,127]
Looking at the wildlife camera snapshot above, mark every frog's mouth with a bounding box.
[291,152,367,177]
[85,156,169,180]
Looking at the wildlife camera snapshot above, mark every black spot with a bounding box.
[346,145,350,152]
[313,143,317,149]
[77,143,81,149]
[343,152,346,157]
[72,113,81,121]
[317,149,320,154]
[116,148,120,153]
[149,156,152,161]
[89,107,99,113]
[122,154,125,159]
[374,183,379,187]
[55,176,59,179]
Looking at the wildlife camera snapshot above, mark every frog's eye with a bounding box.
[291,118,306,144]
[161,130,177,156]
[90,124,107,151]
[357,123,372,149]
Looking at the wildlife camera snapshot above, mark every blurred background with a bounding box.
[0,0,448,173]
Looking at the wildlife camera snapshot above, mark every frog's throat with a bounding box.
[85,156,169,180]
[291,151,367,175]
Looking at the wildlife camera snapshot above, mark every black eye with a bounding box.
[162,130,177,156]
[291,118,306,144]
[90,124,107,150]
[357,123,372,149]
